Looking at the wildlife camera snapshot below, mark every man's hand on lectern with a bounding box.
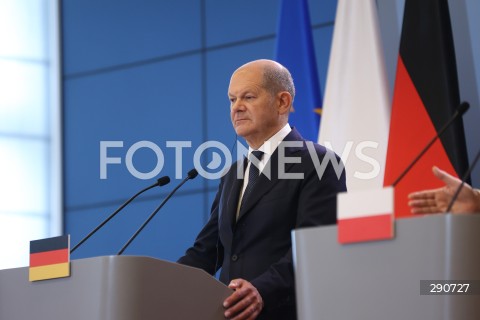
[223,278,263,320]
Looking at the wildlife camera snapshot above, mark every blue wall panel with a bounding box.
[309,0,337,25]
[68,193,205,261]
[62,0,202,75]
[64,56,203,208]
[205,0,279,47]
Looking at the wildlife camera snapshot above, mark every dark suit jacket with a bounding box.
[178,128,347,319]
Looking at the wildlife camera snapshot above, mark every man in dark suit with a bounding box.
[178,59,346,319]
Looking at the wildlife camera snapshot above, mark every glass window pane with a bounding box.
[0,213,47,269]
[0,0,46,59]
[0,60,47,136]
[0,0,59,270]
[0,138,48,215]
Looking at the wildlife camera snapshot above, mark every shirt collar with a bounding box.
[248,123,292,157]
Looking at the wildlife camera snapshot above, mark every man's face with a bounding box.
[228,65,280,148]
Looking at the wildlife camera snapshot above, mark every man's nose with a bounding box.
[231,100,245,112]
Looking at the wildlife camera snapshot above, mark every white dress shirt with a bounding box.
[236,123,292,218]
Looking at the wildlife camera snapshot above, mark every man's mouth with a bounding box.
[234,119,248,125]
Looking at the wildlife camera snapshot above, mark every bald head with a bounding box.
[228,59,294,148]
[233,60,295,108]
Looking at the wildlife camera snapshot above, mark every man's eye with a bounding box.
[245,96,254,100]
[229,98,236,103]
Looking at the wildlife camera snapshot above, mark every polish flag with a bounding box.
[337,187,394,244]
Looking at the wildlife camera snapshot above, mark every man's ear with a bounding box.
[277,91,292,115]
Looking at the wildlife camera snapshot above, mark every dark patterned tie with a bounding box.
[241,150,264,209]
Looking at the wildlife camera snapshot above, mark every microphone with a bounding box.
[70,176,171,254]
[392,102,470,187]
[446,147,480,212]
[117,169,199,255]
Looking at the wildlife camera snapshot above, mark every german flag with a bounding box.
[384,0,469,218]
[29,235,70,282]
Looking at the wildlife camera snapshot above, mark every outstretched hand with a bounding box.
[408,166,480,214]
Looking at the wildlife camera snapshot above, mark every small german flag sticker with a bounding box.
[29,235,70,282]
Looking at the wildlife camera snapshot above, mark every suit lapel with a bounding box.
[237,128,305,222]
[222,158,247,230]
